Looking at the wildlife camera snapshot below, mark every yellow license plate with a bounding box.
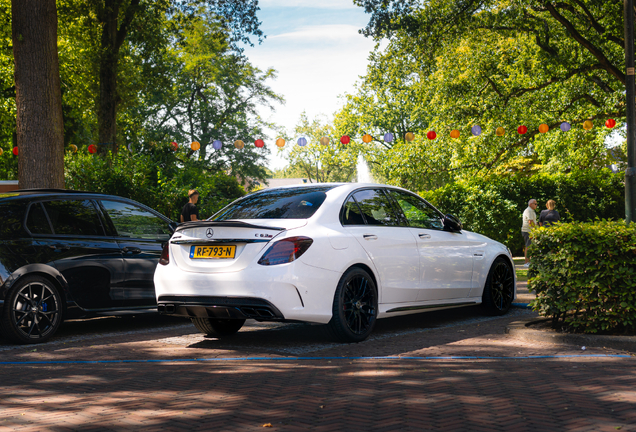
[190,245,236,259]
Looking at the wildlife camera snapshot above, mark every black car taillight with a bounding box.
[159,242,170,265]
[258,236,313,266]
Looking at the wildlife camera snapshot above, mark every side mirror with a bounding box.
[168,221,178,233]
[442,214,462,232]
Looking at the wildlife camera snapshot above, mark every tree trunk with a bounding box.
[95,0,140,155]
[97,0,121,155]
[12,0,65,189]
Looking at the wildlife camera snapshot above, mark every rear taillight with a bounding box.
[258,236,313,266]
[159,242,170,265]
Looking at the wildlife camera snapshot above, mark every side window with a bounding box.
[351,189,400,227]
[388,190,443,230]
[26,202,53,234]
[100,200,171,241]
[0,202,28,240]
[341,196,366,225]
[42,200,105,236]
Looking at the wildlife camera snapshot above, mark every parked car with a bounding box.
[154,183,516,342]
[0,189,176,344]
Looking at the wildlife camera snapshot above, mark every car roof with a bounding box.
[0,189,114,200]
[258,182,413,195]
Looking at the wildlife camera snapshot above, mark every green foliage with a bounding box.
[528,220,636,334]
[64,145,245,221]
[0,148,17,180]
[279,113,360,183]
[421,170,624,254]
[340,0,625,186]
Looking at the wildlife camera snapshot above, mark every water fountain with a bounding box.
[356,153,375,183]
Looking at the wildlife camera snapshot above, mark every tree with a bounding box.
[58,0,263,155]
[280,113,360,183]
[12,0,64,188]
[131,12,283,186]
[345,0,625,189]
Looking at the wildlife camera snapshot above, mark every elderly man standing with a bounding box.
[521,198,538,267]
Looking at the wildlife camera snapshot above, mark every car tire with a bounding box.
[0,275,63,344]
[191,318,245,337]
[328,267,378,343]
[482,256,515,316]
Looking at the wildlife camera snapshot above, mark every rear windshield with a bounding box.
[212,186,336,220]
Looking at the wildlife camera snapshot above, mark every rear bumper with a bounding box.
[153,260,341,324]
[157,295,284,320]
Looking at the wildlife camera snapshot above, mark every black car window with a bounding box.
[26,202,53,234]
[388,190,443,230]
[341,196,366,225]
[213,186,335,220]
[100,200,171,241]
[0,201,27,239]
[42,200,105,236]
[351,189,400,226]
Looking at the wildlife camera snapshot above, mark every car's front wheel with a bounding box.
[191,318,245,337]
[1,275,63,344]
[482,257,515,315]
[329,267,378,343]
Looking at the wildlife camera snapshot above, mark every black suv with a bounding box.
[0,189,176,344]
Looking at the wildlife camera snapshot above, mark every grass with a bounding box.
[513,257,528,283]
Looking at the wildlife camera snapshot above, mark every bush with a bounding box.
[420,170,624,255]
[64,146,245,221]
[528,221,636,334]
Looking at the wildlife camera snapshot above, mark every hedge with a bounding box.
[528,221,636,334]
[420,170,624,255]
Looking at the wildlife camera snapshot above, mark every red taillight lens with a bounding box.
[159,242,170,265]
[258,236,313,266]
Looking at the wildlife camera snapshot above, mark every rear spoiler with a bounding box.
[175,220,285,233]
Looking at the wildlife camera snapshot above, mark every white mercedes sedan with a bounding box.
[154,183,516,342]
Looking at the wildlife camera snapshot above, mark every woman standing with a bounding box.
[539,199,560,227]
[180,189,200,222]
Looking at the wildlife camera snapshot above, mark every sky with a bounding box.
[243,0,378,170]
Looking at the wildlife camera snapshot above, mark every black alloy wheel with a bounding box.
[482,257,515,315]
[1,276,63,344]
[329,267,378,343]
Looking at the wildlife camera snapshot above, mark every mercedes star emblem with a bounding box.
[206,228,214,238]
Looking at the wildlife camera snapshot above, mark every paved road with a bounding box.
[1,306,635,431]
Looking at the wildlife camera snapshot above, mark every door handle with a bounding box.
[123,246,142,254]
[363,234,378,240]
[418,233,431,239]
[49,244,70,251]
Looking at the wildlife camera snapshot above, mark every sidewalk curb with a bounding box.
[505,317,636,353]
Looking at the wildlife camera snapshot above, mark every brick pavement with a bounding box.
[1,356,634,431]
[1,287,635,431]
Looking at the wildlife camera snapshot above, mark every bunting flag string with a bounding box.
[3,118,618,158]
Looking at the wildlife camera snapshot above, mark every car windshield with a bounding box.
[212,186,336,220]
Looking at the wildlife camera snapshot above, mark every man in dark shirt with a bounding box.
[180,189,200,222]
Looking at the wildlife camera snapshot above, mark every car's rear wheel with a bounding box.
[328,267,378,343]
[1,275,63,344]
[191,318,246,337]
[482,257,515,315]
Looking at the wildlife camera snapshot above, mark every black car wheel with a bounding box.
[191,318,246,337]
[482,257,515,315]
[329,267,378,343]
[1,275,63,344]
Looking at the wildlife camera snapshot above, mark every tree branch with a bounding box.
[544,2,625,85]
[115,0,141,50]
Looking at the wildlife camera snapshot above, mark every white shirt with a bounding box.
[522,206,536,232]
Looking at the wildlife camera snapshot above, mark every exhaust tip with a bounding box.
[165,304,176,314]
